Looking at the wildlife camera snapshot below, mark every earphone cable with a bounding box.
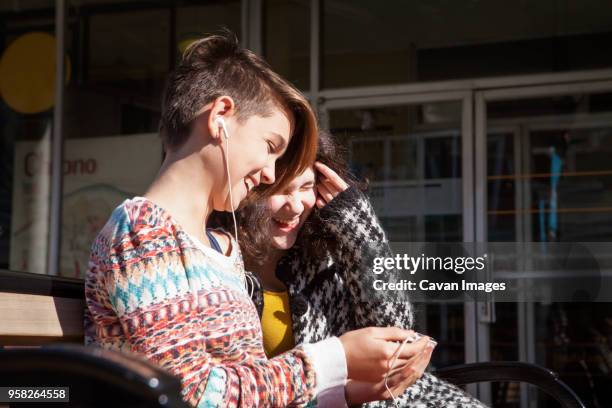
[224,135,240,246]
[384,335,413,406]
[222,130,249,293]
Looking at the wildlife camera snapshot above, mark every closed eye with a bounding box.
[300,183,315,191]
[267,141,277,154]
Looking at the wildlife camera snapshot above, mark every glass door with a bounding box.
[321,91,474,369]
[476,80,612,407]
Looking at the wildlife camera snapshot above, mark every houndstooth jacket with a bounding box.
[250,186,487,407]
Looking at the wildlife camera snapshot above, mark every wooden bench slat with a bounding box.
[0,292,84,344]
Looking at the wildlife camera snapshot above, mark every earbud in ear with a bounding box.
[216,117,229,139]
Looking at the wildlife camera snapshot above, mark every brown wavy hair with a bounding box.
[224,130,365,271]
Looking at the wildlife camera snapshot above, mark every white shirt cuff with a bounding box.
[302,336,348,408]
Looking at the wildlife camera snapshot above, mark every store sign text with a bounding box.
[24,152,98,177]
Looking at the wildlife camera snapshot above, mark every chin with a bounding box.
[222,195,245,213]
[272,236,297,250]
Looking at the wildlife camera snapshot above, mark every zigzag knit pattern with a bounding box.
[275,187,488,408]
[84,198,317,408]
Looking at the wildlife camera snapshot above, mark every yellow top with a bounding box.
[261,290,295,358]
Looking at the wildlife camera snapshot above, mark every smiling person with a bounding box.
[236,130,488,407]
[84,33,430,408]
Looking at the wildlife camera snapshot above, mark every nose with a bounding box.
[286,193,304,214]
[260,162,276,185]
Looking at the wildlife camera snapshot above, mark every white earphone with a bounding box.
[216,117,230,139]
[215,116,252,295]
[215,117,244,290]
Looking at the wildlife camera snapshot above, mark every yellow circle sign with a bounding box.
[0,32,70,114]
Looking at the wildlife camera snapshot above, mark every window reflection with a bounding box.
[0,1,55,274]
[322,0,612,88]
[486,91,612,406]
[330,100,465,367]
[264,0,310,89]
[60,1,239,277]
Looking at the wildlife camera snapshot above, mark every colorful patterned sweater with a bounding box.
[84,198,347,407]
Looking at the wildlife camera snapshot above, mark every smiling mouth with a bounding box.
[273,217,300,230]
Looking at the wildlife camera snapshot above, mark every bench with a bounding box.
[0,270,186,407]
[0,270,586,407]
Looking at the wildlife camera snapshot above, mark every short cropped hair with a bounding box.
[159,32,317,194]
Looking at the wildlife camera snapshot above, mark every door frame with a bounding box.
[474,78,612,406]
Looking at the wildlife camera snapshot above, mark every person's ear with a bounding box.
[207,95,235,141]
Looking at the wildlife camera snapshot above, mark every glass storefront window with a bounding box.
[57,0,241,278]
[177,2,242,57]
[330,103,463,241]
[0,2,56,274]
[485,90,612,406]
[0,0,242,278]
[60,3,168,277]
[322,0,612,89]
[264,0,310,90]
[329,100,465,367]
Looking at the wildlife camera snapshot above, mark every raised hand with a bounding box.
[314,161,349,208]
